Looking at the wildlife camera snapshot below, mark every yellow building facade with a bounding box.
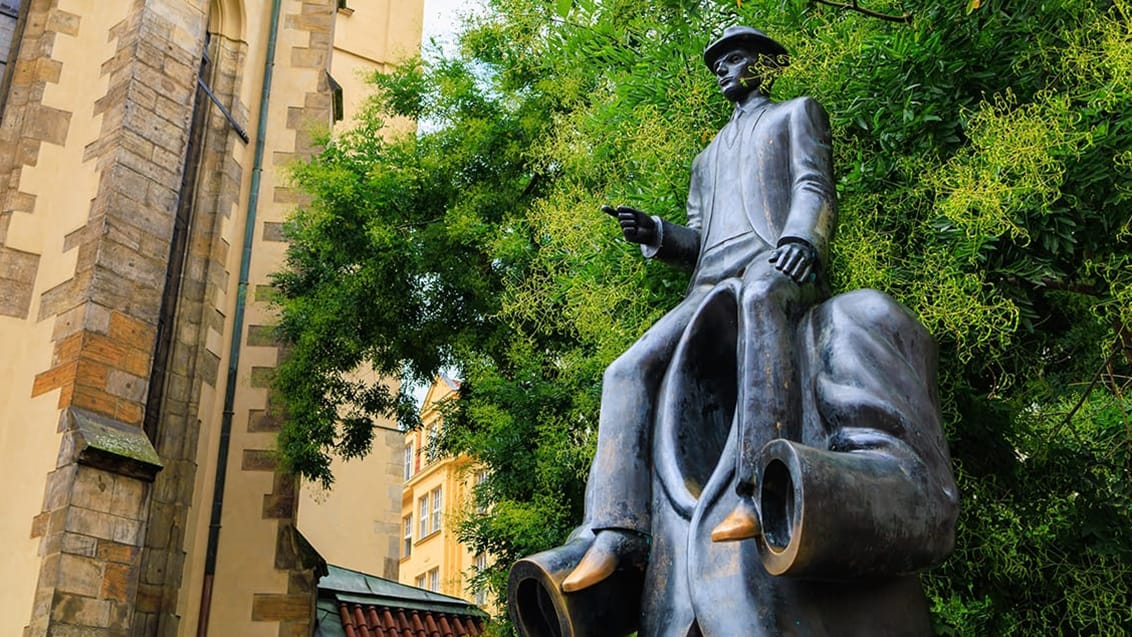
[0,1,422,635]
[399,377,492,609]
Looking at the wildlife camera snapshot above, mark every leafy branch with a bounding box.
[812,0,913,23]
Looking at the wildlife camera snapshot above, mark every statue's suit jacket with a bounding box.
[652,95,837,281]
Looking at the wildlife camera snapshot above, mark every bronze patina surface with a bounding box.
[508,25,959,637]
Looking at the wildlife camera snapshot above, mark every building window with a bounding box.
[425,424,438,463]
[402,515,412,557]
[403,442,414,481]
[427,567,440,592]
[325,70,343,122]
[415,573,426,589]
[416,487,444,538]
[474,469,489,513]
[418,496,429,537]
[430,486,443,533]
[473,553,487,606]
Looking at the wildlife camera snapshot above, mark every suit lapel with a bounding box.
[739,104,770,245]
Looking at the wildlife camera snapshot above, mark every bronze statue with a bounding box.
[508,26,959,637]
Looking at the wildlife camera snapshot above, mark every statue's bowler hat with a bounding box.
[703,26,790,69]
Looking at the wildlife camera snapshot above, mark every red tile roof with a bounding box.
[316,564,488,637]
[336,603,486,637]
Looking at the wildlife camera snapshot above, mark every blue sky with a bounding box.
[422,0,483,59]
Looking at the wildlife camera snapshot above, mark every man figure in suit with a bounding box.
[562,25,837,592]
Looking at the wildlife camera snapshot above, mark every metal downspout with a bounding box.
[197,0,282,633]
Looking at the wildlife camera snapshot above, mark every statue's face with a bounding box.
[713,47,762,102]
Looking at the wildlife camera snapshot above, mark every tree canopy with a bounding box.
[271,0,1132,633]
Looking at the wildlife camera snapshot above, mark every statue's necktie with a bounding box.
[725,109,742,147]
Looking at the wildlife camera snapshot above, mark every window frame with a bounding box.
[430,485,443,533]
[402,514,412,558]
[473,553,487,605]
[418,495,429,537]
[403,441,414,481]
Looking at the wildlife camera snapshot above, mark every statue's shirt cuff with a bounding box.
[640,216,664,258]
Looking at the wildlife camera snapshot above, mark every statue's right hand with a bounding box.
[602,204,659,246]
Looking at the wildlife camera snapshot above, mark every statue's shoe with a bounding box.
[561,529,647,592]
[710,498,762,542]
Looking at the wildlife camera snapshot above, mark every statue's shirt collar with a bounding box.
[733,95,770,119]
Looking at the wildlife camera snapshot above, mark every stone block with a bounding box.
[263,493,293,519]
[122,348,151,378]
[75,359,111,391]
[100,563,131,602]
[109,311,157,346]
[51,593,111,627]
[271,150,298,167]
[116,400,144,428]
[81,279,161,332]
[25,103,71,146]
[96,237,168,291]
[65,506,116,540]
[145,181,177,212]
[247,410,280,433]
[29,587,55,628]
[249,366,274,388]
[250,593,313,622]
[164,372,190,403]
[108,599,131,632]
[105,370,147,402]
[61,531,103,559]
[44,622,113,636]
[160,57,195,94]
[96,541,137,564]
[31,512,51,538]
[46,9,82,37]
[114,140,176,187]
[109,475,146,519]
[32,361,78,397]
[261,222,286,243]
[119,128,156,163]
[134,583,163,615]
[53,333,84,367]
[253,284,279,304]
[4,189,37,214]
[201,350,220,386]
[111,516,142,545]
[0,247,40,318]
[86,305,113,337]
[71,385,125,421]
[290,47,327,69]
[241,449,277,471]
[246,324,278,347]
[38,530,64,557]
[52,305,88,342]
[55,553,103,597]
[78,334,129,368]
[18,137,42,167]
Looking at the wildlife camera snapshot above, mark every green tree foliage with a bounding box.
[273,0,1132,633]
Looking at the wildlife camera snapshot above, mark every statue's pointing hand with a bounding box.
[603,205,659,246]
[770,240,817,284]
